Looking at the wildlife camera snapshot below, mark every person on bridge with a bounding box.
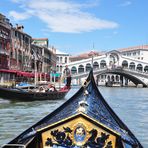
[63,65,71,89]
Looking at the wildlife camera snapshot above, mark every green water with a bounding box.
[0,87,148,147]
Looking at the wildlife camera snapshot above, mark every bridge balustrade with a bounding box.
[123,67,148,75]
[71,65,148,78]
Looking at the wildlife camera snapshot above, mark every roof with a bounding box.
[56,49,69,55]
[32,38,48,41]
[118,45,148,52]
[71,51,100,58]
[70,50,101,62]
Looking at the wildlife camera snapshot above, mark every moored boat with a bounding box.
[2,70,143,147]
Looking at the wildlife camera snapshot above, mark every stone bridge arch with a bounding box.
[95,69,147,87]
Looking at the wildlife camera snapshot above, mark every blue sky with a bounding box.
[0,0,148,55]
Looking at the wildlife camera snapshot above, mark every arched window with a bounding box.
[60,57,62,63]
[56,57,59,62]
[78,65,84,73]
[122,60,128,68]
[56,65,59,72]
[60,66,62,72]
[71,66,77,74]
[15,49,17,59]
[100,60,106,68]
[22,51,25,63]
[129,62,135,70]
[93,62,99,69]
[136,64,143,71]
[65,57,67,63]
[107,75,110,81]
[86,63,91,72]
[18,50,22,61]
[111,75,114,82]
[144,65,148,72]
[116,75,119,81]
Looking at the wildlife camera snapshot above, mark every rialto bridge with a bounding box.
[63,50,148,87]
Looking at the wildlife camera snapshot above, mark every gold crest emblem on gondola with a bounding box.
[73,123,87,146]
[41,115,117,148]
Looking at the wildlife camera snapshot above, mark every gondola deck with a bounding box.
[2,70,143,147]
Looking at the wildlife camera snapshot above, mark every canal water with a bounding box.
[0,87,148,147]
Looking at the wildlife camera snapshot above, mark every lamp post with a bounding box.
[32,49,38,85]
[34,53,37,86]
[50,67,53,83]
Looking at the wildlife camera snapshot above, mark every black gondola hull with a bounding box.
[0,87,68,101]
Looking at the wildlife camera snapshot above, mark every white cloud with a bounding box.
[10,0,25,3]
[119,1,132,7]
[9,11,30,20]
[9,0,119,33]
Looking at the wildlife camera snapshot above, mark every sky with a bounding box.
[0,0,148,55]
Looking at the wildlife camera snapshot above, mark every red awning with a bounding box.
[0,69,17,73]
[17,71,34,77]
[0,69,49,78]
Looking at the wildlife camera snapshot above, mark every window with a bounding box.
[0,56,1,64]
[60,57,62,63]
[56,57,59,62]
[127,52,131,56]
[133,52,136,56]
[10,51,13,58]
[100,60,106,68]
[65,57,67,63]
[15,31,17,37]
[0,41,2,49]
[122,60,128,68]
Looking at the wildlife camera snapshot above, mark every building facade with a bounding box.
[31,44,43,73]
[11,25,32,71]
[56,50,70,74]
[0,13,12,69]
[32,38,57,73]
[0,14,57,86]
[0,13,13,85]
[119,45,148,62]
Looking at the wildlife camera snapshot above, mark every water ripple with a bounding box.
[0,87,148,147]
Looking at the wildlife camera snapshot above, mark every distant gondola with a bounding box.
[0,83,70,101]
[2,70,143,147]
